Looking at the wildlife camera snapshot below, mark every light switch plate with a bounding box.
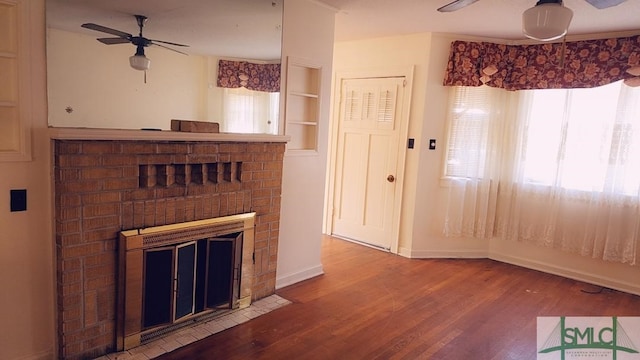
[10,189,27,212]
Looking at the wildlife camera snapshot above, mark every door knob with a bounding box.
[387,175,395,182]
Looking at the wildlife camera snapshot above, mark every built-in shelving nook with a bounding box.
[284,56,321,152]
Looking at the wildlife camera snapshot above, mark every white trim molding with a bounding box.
[275,264,324,290]
[399,248,489,259]
[490,252,640,297]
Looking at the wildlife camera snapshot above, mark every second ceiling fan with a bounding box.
[437,0,627,41]
[437,0,627,12]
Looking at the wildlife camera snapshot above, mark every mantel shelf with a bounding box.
[49,127,291,143]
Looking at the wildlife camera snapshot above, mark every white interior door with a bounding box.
[332,77,405,250]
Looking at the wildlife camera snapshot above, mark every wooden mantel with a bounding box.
[49,127,291,143]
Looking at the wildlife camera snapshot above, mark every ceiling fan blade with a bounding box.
[97,37,131,45]
[584,0,626,9]
[81,23,132,39]
[150,39,189,47]
[437,0,480,12]
[151,42,189,55]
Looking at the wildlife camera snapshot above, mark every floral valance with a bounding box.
[217,60,281,92]
[443,35,640,90]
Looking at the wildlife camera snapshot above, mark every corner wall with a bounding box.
[276,0,336,288]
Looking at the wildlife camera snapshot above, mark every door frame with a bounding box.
[324,66,414,254]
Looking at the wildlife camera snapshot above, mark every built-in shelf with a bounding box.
[284,57,322,152]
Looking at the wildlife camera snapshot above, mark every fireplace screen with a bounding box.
[118,213,255,350]
[142,233,242,329]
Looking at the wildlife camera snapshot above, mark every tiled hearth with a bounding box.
[52,130,287,360]
[96,294,291,360]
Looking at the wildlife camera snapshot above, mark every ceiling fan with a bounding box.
[438,0,626,12]
[437,0,627,41]
[81,15,189,71]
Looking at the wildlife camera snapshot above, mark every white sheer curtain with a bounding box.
[222,88,279,134]
[444,82,640,264]
[443,86,521,238]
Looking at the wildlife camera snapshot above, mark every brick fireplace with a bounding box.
[52,130,287,359]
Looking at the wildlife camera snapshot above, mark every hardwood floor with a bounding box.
[156,236,640,360]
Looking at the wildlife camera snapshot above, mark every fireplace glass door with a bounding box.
[143,246,175,328]
[175,242,197,320]
[141,233,243,330]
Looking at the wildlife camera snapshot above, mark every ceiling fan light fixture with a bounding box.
[129,54,150,71]
[129,45,150,71]
[522,0,573,41]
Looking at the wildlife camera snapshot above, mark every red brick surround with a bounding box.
[53,139,284,359]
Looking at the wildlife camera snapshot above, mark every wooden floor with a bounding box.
[156,236,640,360]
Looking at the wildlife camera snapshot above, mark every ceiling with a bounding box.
[325,0,640,42]
[46,0,640,61]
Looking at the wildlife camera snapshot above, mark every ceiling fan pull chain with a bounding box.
[144,70,147,84]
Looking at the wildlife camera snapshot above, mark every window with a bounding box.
[443,85,518,180]
[444,86,494,178]
[444,82,640,195]
[221,87,279,134]
[521,82,640,195]
[443,82,640,264]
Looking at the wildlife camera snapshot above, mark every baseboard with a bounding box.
[275,264,324,290]
[399,247,640,296]
[398,247,412,258]
[399,248,489,259]
[490,252,640,296]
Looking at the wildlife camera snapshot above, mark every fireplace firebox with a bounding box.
[118,213,255,350]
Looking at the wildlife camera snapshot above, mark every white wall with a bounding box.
[0,1,55,359]
[275,0,335,288]
[333,32,640,295]
[410,33,491,258]
[47,28,207,130]
[206,57,225,125]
